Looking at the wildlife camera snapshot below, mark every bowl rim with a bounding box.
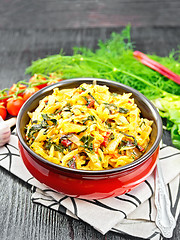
[17,78,162,175]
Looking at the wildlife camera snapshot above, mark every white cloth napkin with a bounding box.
[0,132,180,240]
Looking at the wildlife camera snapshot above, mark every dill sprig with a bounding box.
[26,26,180,100]
[25,26,180,148]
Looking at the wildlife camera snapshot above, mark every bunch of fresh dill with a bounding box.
[26,26,180,149]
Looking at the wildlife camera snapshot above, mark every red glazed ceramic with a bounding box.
[17,78,162,199]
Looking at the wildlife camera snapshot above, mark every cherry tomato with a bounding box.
[0,91,8,106]
[47,72,63,86]
[49,72,63,79]
[47,79,62,86]
[0,103,7,120]
[29,74,47,89]
[23,87,39,101]
[7,96,24,116]
[9,84,26,97]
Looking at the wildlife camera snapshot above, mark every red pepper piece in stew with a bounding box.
[61,138,72,147]
[101,131,111,147]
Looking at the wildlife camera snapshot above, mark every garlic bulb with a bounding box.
[0,117,17,146]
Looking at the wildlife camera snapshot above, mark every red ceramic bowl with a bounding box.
[17,78,162,199]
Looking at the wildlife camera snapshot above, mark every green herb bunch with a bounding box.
[26,26,180,149]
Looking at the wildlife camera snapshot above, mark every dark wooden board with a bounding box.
[0,1,180,239]
[0,0,180,29]
[1,26,180,88]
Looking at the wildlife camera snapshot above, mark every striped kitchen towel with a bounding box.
[0,132,180,240]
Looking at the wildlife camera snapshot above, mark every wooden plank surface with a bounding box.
[0,0,180,29]
[1,26,180,87]
[0,1,180,239]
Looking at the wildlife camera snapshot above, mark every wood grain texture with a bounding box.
[0,26,180,87]
[0,169,145,240]
[0,26,180,240]
[0,1,180,239]
[0,0,180,29]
